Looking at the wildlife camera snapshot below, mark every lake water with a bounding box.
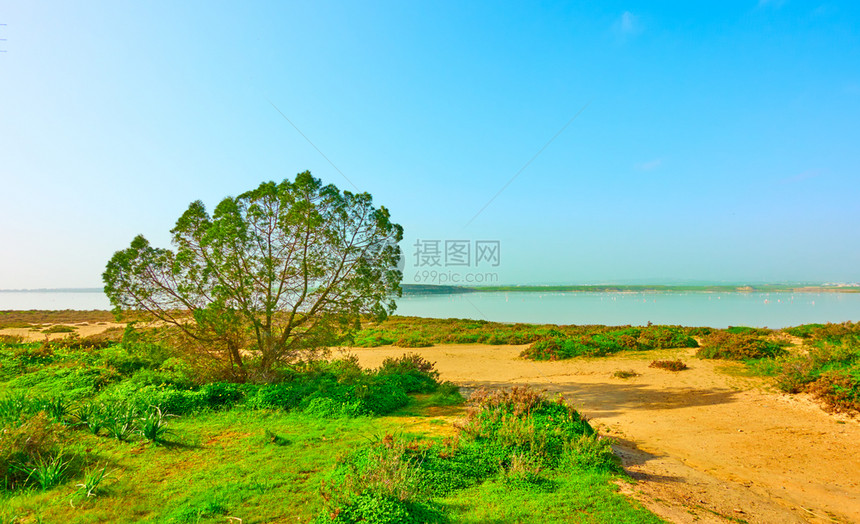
[2,290,859,329]
[394,291,860,328]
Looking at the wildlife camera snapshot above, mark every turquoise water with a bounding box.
[0,291,111,311]
[394,291,860,328]
[3,291,860,329]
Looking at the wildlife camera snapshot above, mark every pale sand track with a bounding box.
[346,344,860,524]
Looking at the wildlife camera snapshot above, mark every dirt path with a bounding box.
[346,344,860,524]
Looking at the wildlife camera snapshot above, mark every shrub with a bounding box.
[73,465,112,500]
[377,354,439,393]
[248,357,435,417]
[0,334,25,345]
[17,452,70,491]
[427,382,464,406]
[697,331,786,360]
[393,336,433,348]
[315,435,447,524]
[805,370,860,413]
[782,321,860,344]
[725,326,771,336]
[649,360,688,371]
[461,387,594,468]
[637,326,698,349]
[0,412,66,490]
[612,370,639,379]
[42,325,76,334]
[353,332,395,347]
[562,434,621,472]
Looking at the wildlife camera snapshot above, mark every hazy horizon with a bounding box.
[2,2,859,289]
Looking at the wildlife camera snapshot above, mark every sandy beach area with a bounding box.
[347,344,860,524]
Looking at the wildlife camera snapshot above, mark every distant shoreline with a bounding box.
[0,288,104,293]
[400,284,860,295]
[2,284,859,296]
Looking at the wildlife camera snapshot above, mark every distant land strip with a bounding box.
[2,285,859,296]
[0,288,104,293]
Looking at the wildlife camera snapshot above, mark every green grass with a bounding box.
[0,336,662,523]
[442,471,662,524]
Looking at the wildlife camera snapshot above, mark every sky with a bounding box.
[1,1,859,288]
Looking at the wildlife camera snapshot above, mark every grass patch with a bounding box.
[0,336,656,522]
[41,325,77,334]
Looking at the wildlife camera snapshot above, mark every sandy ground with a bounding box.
[343,344,860,524]
[0,322,125,341]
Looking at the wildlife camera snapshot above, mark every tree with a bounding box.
[103,171,403,380]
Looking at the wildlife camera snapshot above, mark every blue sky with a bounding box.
[1,1,859,288]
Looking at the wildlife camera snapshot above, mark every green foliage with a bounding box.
[73,465,112,500]
[0,412,66,491]
[459,387,594,469]
[314,386,625,523]
[103,171,404,377]
[0,394,69,426]
[427,382,465,406]
[725,326,771,336]
[0,322,654,522]
[696,331,786,360]
[562,434,621,472]
[393,335,434,348]
[766,338,860,412]
[245,357,441,417]
[101,403,138,441]
[137,406,175,443]
[781,321,860,343]
[354,319,697,362]
[6,365,119,400]
[41,325,76,334]
[377,353,440,393]
[520,326,697,361]
[15,452,70,491]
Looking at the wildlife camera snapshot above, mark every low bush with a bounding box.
[427,382,464,406]
[0,412,67,491]
[725,326,771,336]
[782,321,860,344]
[805,369,860,413]
[767,340,860,412]
[637,326,698,349]
[521,326,697,361]
[315,435,447,524]
[247,357,441,417]
[393,336,433,348]
[696,331,786,360]
[377,354,439,394]
[460,387,594,468]
[42,325,76,334]
[649,360,688,371]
